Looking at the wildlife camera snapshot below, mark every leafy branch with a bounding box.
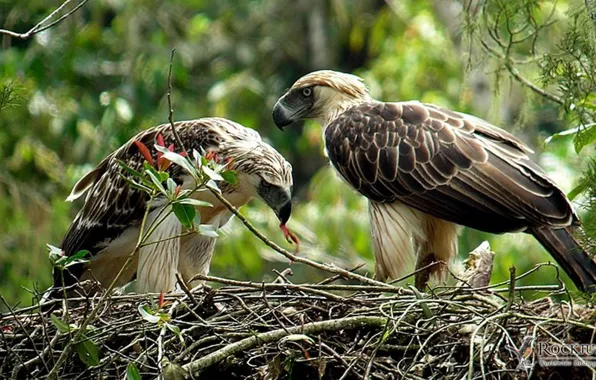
[462,0,596,150]
[46,136,237,378]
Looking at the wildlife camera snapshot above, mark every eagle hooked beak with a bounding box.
[258,183,293,224]
[272,98,295,131]
[277,200,292,225]
[272,90,314,131]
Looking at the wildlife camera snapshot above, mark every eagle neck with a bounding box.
[322,96,370,127]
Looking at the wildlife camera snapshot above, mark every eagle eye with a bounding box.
[260,179,274,188]
[301,87,312,97]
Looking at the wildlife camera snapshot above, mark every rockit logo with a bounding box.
[507,337,596,369]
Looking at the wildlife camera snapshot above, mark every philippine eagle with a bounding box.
[55,118,293,294]
[272,70,596,291]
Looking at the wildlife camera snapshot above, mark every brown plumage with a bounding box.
[55,118,293,294]
[272,70,596,292]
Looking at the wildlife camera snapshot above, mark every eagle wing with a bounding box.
[58,118,256,284]
[324,101,576,234]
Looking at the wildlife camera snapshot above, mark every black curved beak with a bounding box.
[272,100,294,131]
[277,200,292,225]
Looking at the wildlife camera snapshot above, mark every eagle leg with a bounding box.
[414,252,438,291]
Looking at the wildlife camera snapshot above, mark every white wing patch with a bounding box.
[137,206,181,293]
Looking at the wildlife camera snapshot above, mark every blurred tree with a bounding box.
[0,0,593,309]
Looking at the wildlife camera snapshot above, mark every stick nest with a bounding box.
[1,267,596,379]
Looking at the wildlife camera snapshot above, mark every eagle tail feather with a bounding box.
[531,227,596,292]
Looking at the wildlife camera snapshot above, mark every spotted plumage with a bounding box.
[55,117,293,293]
[273,70,596,292]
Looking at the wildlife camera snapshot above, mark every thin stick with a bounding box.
[192,274,367,304]
[0,295,49,374]
[0,0,90,39]
[166,49,185,152]
[182,316,387,375]
[505,266,516,312]
[207,188,394,289]
[46,191,158,379]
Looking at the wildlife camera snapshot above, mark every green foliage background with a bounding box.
[1,0,595,309]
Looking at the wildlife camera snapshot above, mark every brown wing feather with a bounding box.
[325,101,576,234]
[57,118,254,285]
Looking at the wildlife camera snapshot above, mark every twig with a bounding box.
[175,273,200,308]
[193,273,407,294]
[504,61,564,105]
[0,322,35,379]
[206,188,395,289]
[0,295,49,374]
[46,191,158,379]
[166,49,185,152]
[157,299,180,379]
[505,266,516,312]
[389,260,444,284]
[316,263,365,285]
[478,39,565,106]
[192,274,367,304]
[182,316,387,375]
[0,0,90,39]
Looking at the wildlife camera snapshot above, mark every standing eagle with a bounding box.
[272,70,596,291]
[56,118,293,294]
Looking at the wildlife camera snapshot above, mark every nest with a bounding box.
[2,258,596,380]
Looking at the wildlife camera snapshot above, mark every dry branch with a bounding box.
[2,261,596,379]
[0,0,90,40]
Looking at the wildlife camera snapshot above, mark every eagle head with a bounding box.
[272,70,371,129]
[223,141,293,224]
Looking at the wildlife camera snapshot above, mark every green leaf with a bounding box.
[47,244,64,265]
[126,362,142,380]
[545,126,582,145]
[568,181,589,201]
[64,250,90,265]
[157,171,169,183]
[172,203,196,229]
[220,170,237,185]
[167,178,178,196]
[165,323,185,345]
[193,213,201,228]
[144,169,167,195]
[191,149,203,169]
[158,149,197,176]
[75,338,100,366]
[202,166,224,181]
[574,123,596,153]
[138,304,161,324]
[205,179,221,193]
[117,160,145,180]
[177,198,212,208]
[119,174,153,193]
[198,224,219,238]
[50,314,71,333]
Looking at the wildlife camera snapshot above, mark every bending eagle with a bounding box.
[272,70,596,292]
[55,118,293,294]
